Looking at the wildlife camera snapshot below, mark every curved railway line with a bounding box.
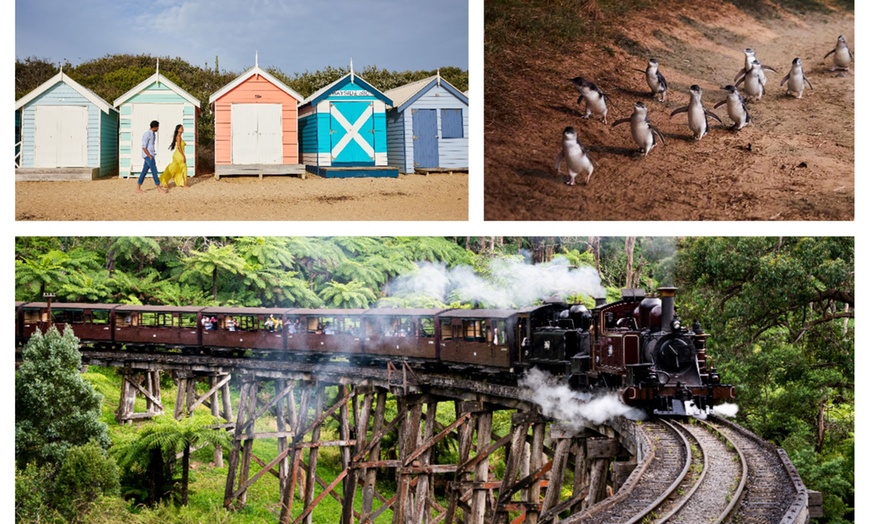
[602,417,815,524]
[18,347,818,524]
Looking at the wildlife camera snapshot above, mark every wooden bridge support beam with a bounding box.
[173,370,234,467]
[584,436,620,509]
[217,374,625,524]
[115,369,164,424]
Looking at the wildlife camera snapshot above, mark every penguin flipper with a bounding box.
[714,99,727,109]
[762,64,778,72]
[657,71,668,90]
[651,126,666,145]
[804,76,814,89]
[735,74,746,87]
[611,117,632,128]
[669,106,689,118]
[705,110,723,124]
[734,69,746,82]
[780,74,790,86]
[825,48,835,59]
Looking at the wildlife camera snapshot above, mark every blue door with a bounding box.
[330,102,375,166]
[412,109,438,169]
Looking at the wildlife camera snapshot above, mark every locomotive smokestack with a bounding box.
[658,287,677,331]
[594,297,606,308]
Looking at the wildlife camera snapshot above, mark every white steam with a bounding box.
[712,403,739,418]
[386,258,606,308]
[519,368,647,430]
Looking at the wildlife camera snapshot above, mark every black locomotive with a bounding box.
[15,286,733,415]
[524,287,734,415]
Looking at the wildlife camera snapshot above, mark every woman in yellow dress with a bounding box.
[160,124,188,189]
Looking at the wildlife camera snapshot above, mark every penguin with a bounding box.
[780,58,813,98]
[735,60,766,102]
[553,126,594,185]
[635,58,668,102]
[735,48,777,86]
[714,85,751,130]
[611,101,666,156]
[824,35,852,72]
[669,85,722,140]
[570,77,608,124]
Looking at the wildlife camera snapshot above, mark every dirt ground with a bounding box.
[15,172,468,221]
[484,1,854,221]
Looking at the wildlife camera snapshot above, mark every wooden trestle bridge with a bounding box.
[70,350,819,524]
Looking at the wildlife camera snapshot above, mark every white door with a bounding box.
[130,104,185,173]
[231,104,282,164]
[34,105,87,167]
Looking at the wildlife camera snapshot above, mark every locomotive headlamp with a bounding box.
[671,319,681,331]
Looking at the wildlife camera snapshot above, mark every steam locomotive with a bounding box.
[14,287,733,415]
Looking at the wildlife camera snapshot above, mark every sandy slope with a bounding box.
[484,0,854,221]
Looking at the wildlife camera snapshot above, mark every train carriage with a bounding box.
[285,309,366,357]
[16,302,118,347]
[437,307,547,369]
[113,304,206,350]
[361,308,447,361]
[200,306,289,354]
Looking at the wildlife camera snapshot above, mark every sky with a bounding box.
[15,0,469,76]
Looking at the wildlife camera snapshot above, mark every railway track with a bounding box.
[713,417,808,524]
[566,419,691,524]
[651,419,746,523]
[567,416,812,524]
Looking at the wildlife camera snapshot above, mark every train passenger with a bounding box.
[227,317,236,331]
[323,322,335,335]
[202,316,212,330]
[265,316,275,331]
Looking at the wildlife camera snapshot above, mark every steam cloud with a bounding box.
[385,258,606,308]
[712,403,739,418]
[519,368,647,430]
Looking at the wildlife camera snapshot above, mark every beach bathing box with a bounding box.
[15,71,119,180]
[209,64,305,179]
[114,71,201,178]
[298,69,397,178]
[384,73,468,174]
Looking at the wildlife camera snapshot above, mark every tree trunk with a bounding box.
[625,237,637,289]
[212,268,218,301]
[588,237,601,275]
[816,395,827,454]
[106,238,115,274]
[182,443,191,505]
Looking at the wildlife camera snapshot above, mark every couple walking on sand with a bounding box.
[136,120,189,193]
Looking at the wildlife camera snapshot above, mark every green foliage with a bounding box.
[16,463,65,523]
[319,280,379,308]
[15,248,102,300]
[675,237,853,523]
[113,413,230,506]
[16,326,111,468]
[53,442,121,520]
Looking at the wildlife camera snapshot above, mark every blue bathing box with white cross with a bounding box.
[298,66,396,178]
